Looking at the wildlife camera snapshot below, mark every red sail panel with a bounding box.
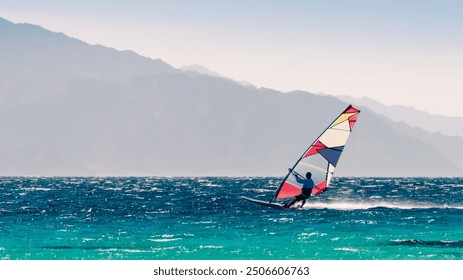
[303,140,327,158]
[276,182,301,199]
[312,180,327,195]
[344,105,360,114]
[348,114,358,130]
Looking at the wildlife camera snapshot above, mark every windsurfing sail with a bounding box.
[270,105,360,202]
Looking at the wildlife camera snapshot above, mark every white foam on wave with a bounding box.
[149,238,182,243]
[97,248,156,253]
[19,187,52,192]
[334,247,359,253]
[199,245,224,249]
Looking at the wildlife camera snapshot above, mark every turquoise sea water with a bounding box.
[0,177,462,260]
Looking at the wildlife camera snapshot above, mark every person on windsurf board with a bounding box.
[241,105,360,210]
[283,169,314,208]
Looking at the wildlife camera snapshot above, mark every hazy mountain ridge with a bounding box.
[0,17,177,110]
[181,64,256,88]
[0,17,461,177]
[339,95,463,137]
[380,116,463,175]
[181,64,223,78]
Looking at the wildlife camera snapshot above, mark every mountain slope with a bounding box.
[1,73,460,176]
[0,17,177,110]
[0,17,461,176]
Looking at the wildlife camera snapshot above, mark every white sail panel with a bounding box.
[318,128,350,147]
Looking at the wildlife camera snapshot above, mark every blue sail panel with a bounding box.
[318,146,344,167]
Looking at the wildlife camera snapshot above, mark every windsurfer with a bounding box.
[283,171,314,208]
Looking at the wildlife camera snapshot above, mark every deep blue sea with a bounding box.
[0,177,462,260]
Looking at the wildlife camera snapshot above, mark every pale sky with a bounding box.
[1,0,463,117]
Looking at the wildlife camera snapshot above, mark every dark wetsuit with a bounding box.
[295,176,315,199]
[285,176,315,208]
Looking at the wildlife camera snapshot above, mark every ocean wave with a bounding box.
[2,177,463,260]
[303,201,463,210]
[386,239,463,248]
